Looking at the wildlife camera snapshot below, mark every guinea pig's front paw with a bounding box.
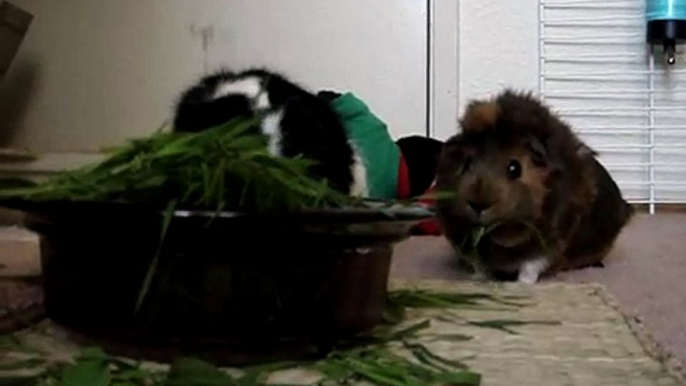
[470,270,489,282]
[517,272,539,284]
[468,262,491,281]
[517,257,550,284]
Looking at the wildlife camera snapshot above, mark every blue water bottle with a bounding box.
[647,0,686,64]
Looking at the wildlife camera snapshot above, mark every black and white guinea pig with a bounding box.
[170,68,368,196]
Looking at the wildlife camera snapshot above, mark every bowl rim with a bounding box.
[0,197,436,224]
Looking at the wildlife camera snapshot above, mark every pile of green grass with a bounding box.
[0,118,358,213]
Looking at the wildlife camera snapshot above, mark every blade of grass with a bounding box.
[134,199,177,314]
[467,319,561,335]
[401,341,469,371]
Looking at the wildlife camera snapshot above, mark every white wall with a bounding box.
[457,0,540,124]
[0,0,428,155]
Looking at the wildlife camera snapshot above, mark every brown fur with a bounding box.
[435,90,634,281]
[459,101,500,133]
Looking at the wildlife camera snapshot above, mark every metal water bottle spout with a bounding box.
[647,0,686,65]
[665,43,677,64]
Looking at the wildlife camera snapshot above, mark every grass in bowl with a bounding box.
[0,118,379,312]
[0,117,360,213]
[0,118,445,316]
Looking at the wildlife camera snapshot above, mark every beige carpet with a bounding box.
[391,212,686,382]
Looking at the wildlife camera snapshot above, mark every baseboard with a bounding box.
[0,152,105,181]
[633,203,686,213]
[0,152,104,225]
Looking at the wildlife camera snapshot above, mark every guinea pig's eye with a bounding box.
[506,159,522,180]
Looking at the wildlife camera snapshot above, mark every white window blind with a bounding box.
[539,0,686,214]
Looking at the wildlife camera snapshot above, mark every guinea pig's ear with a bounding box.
[527,136,548,166]
[460,101,500,134]
[438,136,472,174]
[527,136,564,172]
[576,142,597,158]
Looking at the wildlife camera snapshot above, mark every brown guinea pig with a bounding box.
[434,89,634,283]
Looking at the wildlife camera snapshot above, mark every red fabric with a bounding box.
[396,154,442,236]
[412,180,442,235]
[397,153,412,200]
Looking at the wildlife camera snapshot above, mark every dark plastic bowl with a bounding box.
[3,199,433,365]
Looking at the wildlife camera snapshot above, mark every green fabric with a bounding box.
[329,92,400,200]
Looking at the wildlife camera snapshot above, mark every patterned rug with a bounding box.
[1,279,683,386]
[390,279,685,386]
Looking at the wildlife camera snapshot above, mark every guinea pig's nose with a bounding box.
[468,200,491,215]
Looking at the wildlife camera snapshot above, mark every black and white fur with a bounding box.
[171,68,368,196]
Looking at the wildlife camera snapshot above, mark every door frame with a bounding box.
[426,0,460,140]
